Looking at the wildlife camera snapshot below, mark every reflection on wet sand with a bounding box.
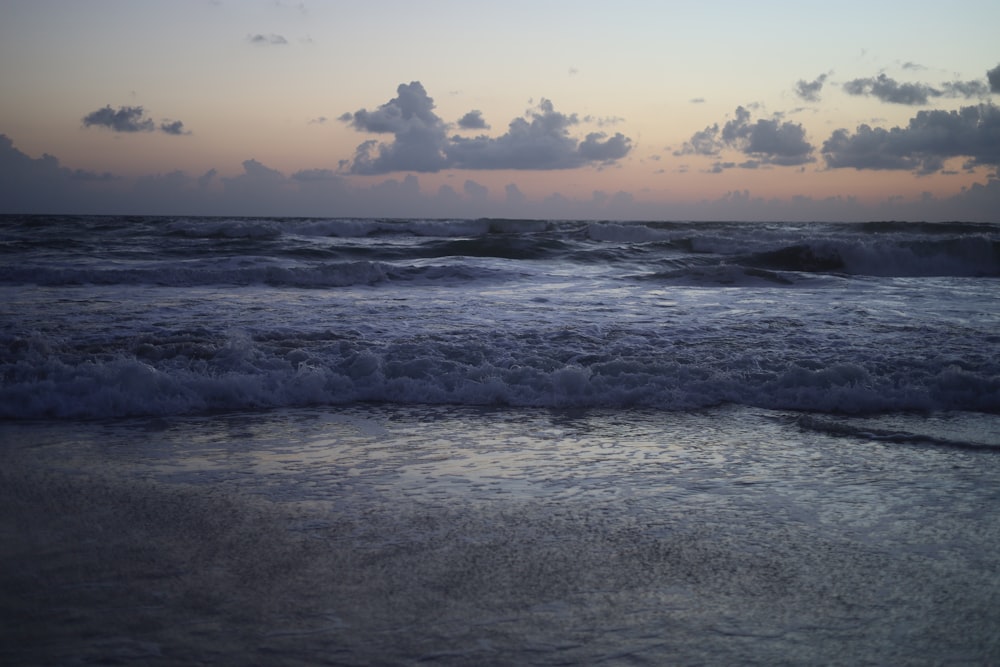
[2,405,999,664]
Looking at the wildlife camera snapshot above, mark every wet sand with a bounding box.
[2,405,999,665]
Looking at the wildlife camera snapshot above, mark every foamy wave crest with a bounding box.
[4,328,997,419]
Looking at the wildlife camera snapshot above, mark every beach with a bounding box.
[3,404,999,665]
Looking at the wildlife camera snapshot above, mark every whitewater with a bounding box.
[2,214,999,664]
[2,215,998,419]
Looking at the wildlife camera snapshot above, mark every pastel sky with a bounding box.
[2,0,999,221]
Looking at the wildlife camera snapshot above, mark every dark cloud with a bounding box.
[988,64,1000,93]
[794,74,827,102]
[228,159,285,184]
[445,99,581,170]
[675,106,814,168]
[578,132,632,162]
[457,110,489,130]
[291,168,339,182]
[83,105,188,135]
[340,81,450,174]
[674,124,722,157]
[82,105,154,132]
[505,183,526,204]
[159,120,189,135]
[940,80,990,98]
[447,99,631,170]
[341,81,445,135]
[248,33,288,45]
[340,82,633,173]
[463,179,488,199]
[843,74,939,105]
[822,103,1000,173]
[844,73,990,105]
[1,134,115,212]
[4,132,999,221]
[197,168,217,188]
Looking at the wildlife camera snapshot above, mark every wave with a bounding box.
[4,328,997,420]
[5,216,999,279]
[294,218,497,238]
[0,260,510,288]
[741,237,1000,277]
[795,413,1000,451]
[165,218,284,239]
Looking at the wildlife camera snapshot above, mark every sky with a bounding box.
[1,0,999,221]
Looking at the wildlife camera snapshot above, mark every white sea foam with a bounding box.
[3,320,998,419]
[2,215,998,420]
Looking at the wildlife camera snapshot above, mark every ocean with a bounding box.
[2,214,999,664]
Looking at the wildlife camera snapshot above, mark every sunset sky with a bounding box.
[2,0,998,221]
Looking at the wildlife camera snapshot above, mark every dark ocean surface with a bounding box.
[2,215,999,664]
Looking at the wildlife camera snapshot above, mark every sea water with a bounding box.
[1,215,999,663]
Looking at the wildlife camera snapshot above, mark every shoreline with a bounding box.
[3,404,999,664]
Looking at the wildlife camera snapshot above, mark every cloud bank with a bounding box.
[339,82,632,174]
[2,132,998,222]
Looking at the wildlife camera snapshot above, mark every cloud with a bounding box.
[583,115,626,127]
[674,124,722,157]
[822,103,1000,173]
[82,105,155,132]
[226,159,285,185]
[844,73,990,105]
[940,80,990,98]
[340,81,633,173]
[463,179,488,199]
[4,132,1000,222]
[248,33,288,45]
[578,132,632,162]
[505,183,526,205]
[339,81,450,173]
[447,99,631,170]
[843,74,939,105]
[989,64,1000,93]
[159,120,189,135]
[82,105,189,135]
[1,133,115,212]
[197,168,217,188]
[291,168,340,182]
[457,110,489,130]
[675,106,815,168]
[794,74,827,102]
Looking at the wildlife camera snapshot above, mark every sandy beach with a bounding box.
[3,405,999,665]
